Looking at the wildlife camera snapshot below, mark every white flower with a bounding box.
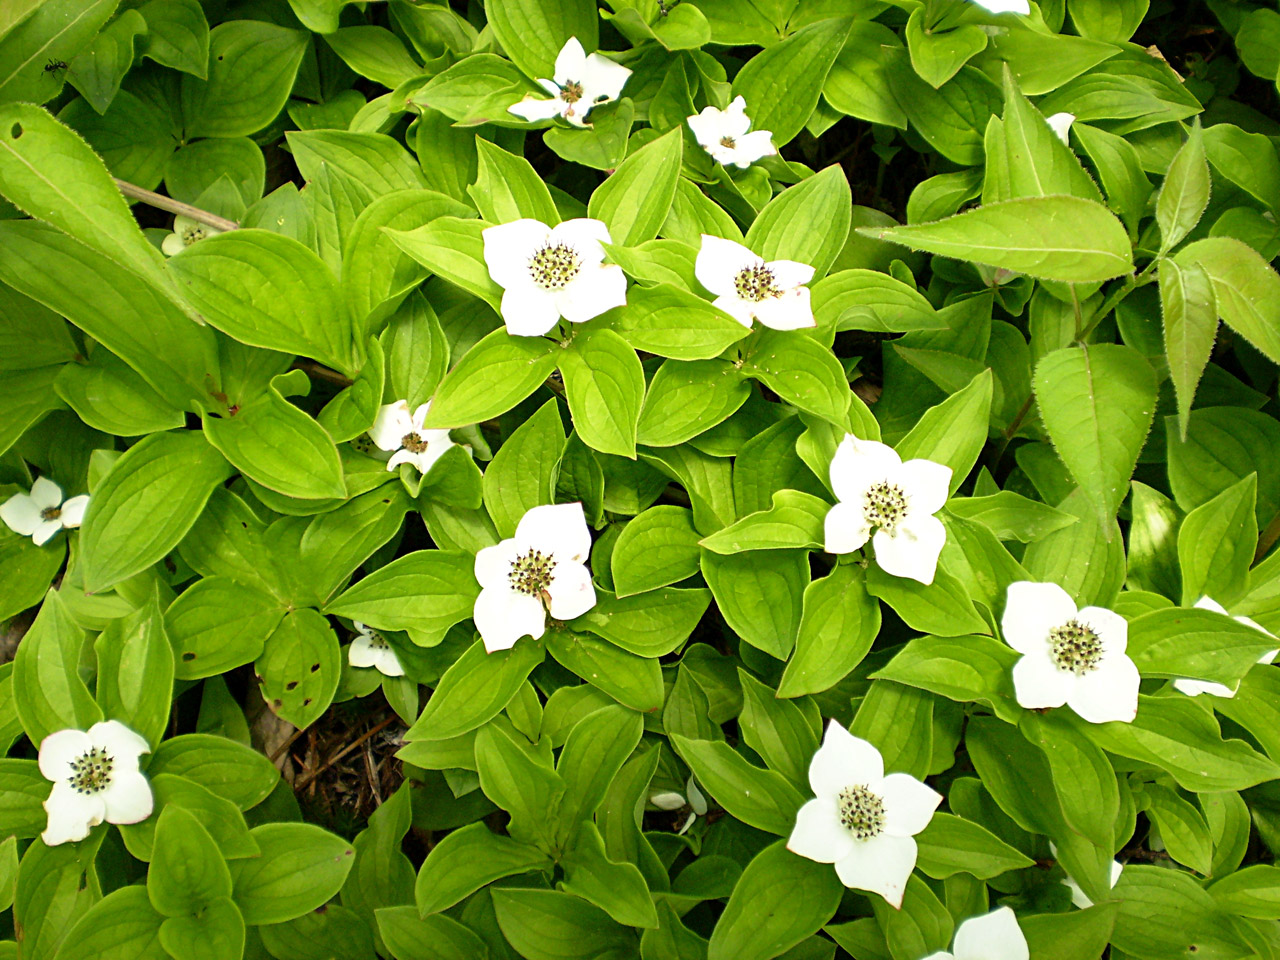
[694,235,815,330]
[823,435,951,585]
[482,218,628,336]
[348,621,405,677]
[1060,854,1123,909]
[161,214,223,257]
[968,0,1030,14]
[787,720,941,908]
[1002,581,1140,724]
[650,777,707,835]
[1172,596,1279,698]
[1,477,89,547]
[473,502,597,653]
[1047,112,1075,144]
[38,720,153,846]
[922,907,1029,960]
[687,96,777,169]
[508,37,631,127]
[368,400,454,475]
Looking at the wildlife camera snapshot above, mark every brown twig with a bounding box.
[291,359,354,388]
[293,716,399,791]
[113,178,241,232]
[1255,510,1280,564]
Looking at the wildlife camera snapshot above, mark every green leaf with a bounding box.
[137,0,209,78]
[415,821,551,915]
[1159,258,1217,438]
[1034,343,1156,525]
[1142,782,1213,874]
[701,548,808,659]
[945,491,1076,542]
[492,888,636,960]
[12,589,100,748]
[873,634,1017,721]
[470,138,560,226]
[559,328,645,458]
[326,549,478,648]
[707,841,843,960]
[55,352,185,437]
[742,329,850,425]
[148,806,232,917]
[572,587,711,657]
[403,637,544,741]
[744,165,851,281]
[700,490,828,554]
[865,196,1134,283]
[608,283,751,361]
[484,0,598,82]
[547,630,665,713]
[483,398,564,539]
[93,592,174,749]
[255,608,340,729]
[1127,607,1277,686]
[906,9,986,88]
[475,718,565,851]
[1020,905,1119,960]
[167,577,284,679]
[636,359,750,448]
[1157,120,1210,253]
[1174,237,1280,367]
[669,735,804,836]
[1111,866,1249,960]
[588,128,682,247]
[119,773,259,862]
[1177,473,1256,606]
[378,907,492,960]
[180,20,307,139]
[895,367,993,494]
[1209,865,1280,919]
[424,328,559,428]
[65,9,146,115]
[560,821,657,929]
[778,564,879,698]
[611,506,701,597]
[1023,488,1125,608]
[913,812,1035,880]
[148,734,279,810]
[997,65,1102,203]
[0,0,120,105]
[866,565,991,637]
[737,671,819,788]
[1020,711,1118,850]
[229,823,355,925]
[49,886,167,960]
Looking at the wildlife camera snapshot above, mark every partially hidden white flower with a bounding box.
[508,37,631,127]
[161,214,224,257]
[1003,581,1140,724]
[787,720,942,908]
[694,235,815,330]
[687,96,777,169]
[650,776,707,835]
[922,907,1029,960]
[824,435,951,585]
[1059,853,1123,909]
[482,218,628,336]
[348,622,405,677]
[1047,112,1075,144]
[369,400,454,475]
[1,477,89,547]
[1172,596,1279,698]
[968,0,1030,14]
[473,502,597,653]
[38,720,153,846]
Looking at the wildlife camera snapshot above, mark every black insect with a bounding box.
[44,59,68,74]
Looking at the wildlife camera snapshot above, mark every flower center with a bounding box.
[68,746,114,795]
[181,224,206,246]
[837,784,885,840]
[863,481,908,534]
[509,548,557,597]
[401,431,429,453]
[559,80,583,105]
[733,263,780,302]
[529,243,581,290]
[719,135,737,149]
[40,506,61,521]
[364,629,389,650]
[1048,619,1103,675]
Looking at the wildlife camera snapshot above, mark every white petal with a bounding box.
[59,495,89,529]
[687,105,728,147]
[509,96,566,123]
[1062,874,1093,909]
[1001,581,1078,656]
[829,435,902,505]
[766,259,816,290]
[553,37,588,83]
[733,130,777,164]
[348,634,379,669]
[722,97,753,138]
[786,796,856,864]
[369,401,414,452]
[580,52,631,102]
[752,288,816,330]
[687,777,707,815]
[1077,605,1129,657]
[1194,596,1228,616]
[502,286,563,336]
[695,235,759,297]
[1046,112,1075,145]
[1067,655,1140,724]
[473,587,547,653]
[30,476,64,509]
[161,232,186,257]
[833,833,917,907]
[558,264,627,324]
[1173,676,1237,698]
[809,720,884,798]
[38,729,93,782]
[969,0,1030,13]
[386,449,417,472]
[42,782,103,845]
[954,907,1028,960]
[515,502,592,563]
[412,442,453,477]
[89,720,150,770]
[651,791,686,811]
[878,773,942,838]
[475,539,522,590]
[32,519,63,546]
[897,460,952,517]
[374,645,405,678]
[0,492,42,536]
[872,514,946,586]
[711,294,755,328]
[551,217,613,261]
[922,954,955,960]
[1012,652,1073,710]
[483,219,554,289]
[547,561,597,621]
[824,500,872,555]
[101,770,153,825]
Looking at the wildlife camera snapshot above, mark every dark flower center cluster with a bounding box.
[837,784,885,840]
[509,549,557,597]
[40,506,61,521]
[559,80,584,104]
[733,263,780,302]
[529,243,581,290]
[401,431,429,453]
[1048,619,1104,675]
[69,746,114,795]
[863,481,908,534]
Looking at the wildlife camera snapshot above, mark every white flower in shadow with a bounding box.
[39,720,153,845]
[1,477,89,546]
[508,37,631,127]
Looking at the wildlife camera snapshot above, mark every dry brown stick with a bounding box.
[113,178,241,232]
[294,716,399,791]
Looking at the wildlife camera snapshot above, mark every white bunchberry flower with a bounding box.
[1003,581,1140,724]
[1172,596,1279,698]
[922,907,1029,960]
[473,502,597,653]
[508,37,631,127]
[823,435,951,585]
[161,214,223,257]
[1,477,89,547]
[787,720,941,908]
[1058,852,1123,909]
[348,622,405,677]
[687,96,777,169]
[38,720,153,846]
[1047,112,1075,144]
[968,0,1030,14]
[368,400,454,475]
[649,777,707,834]
[482,218,628,336]
[694,235,815,330]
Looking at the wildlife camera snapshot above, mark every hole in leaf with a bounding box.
[303,698,313,706]
[285,681,297,691]
[181,652,196,662]
[10,123,21,138]
[310,663,320,672]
